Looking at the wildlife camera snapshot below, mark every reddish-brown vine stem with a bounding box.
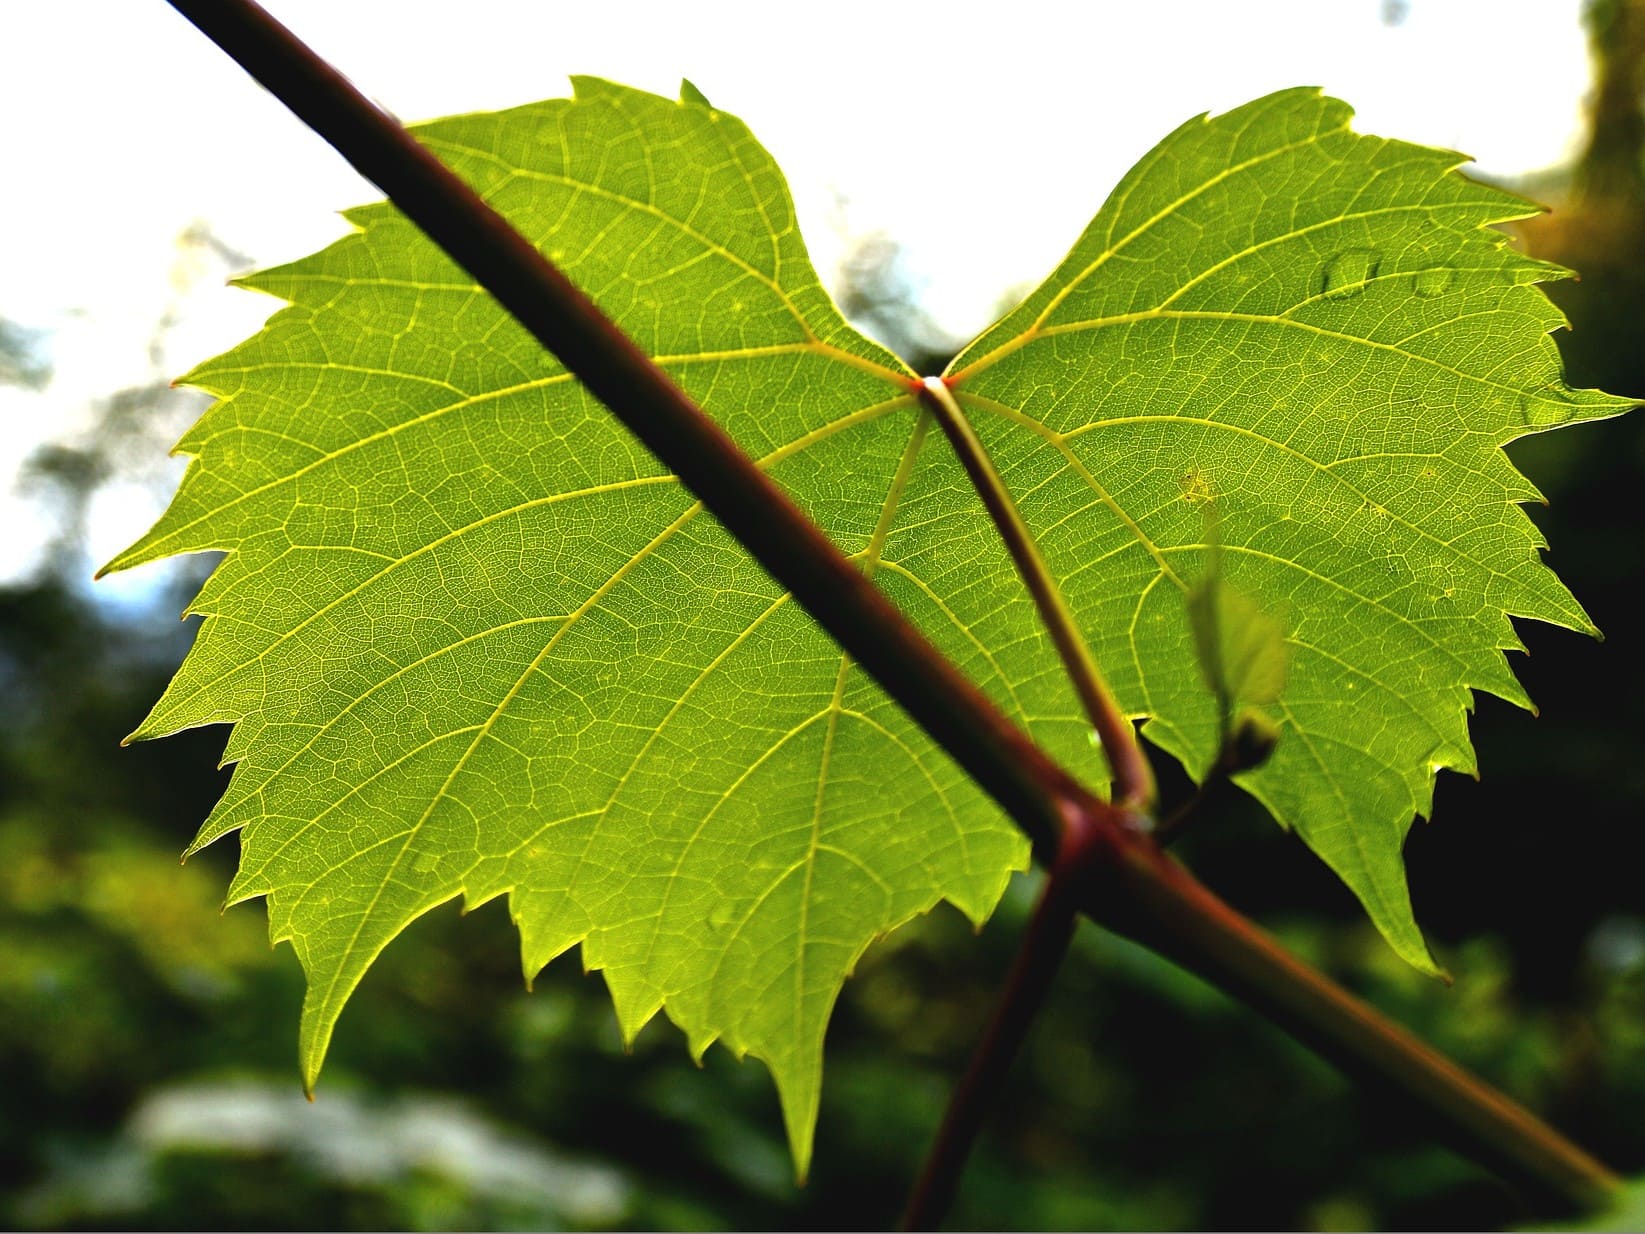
[915,376,1156,810]
[159,0,1623,1221]
[899,867,1082,1230]
[900,803,1125,1230]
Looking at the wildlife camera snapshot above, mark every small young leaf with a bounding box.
[1186,519,1290,717]
[1189,580,1289,708]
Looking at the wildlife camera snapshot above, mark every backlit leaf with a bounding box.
[943,87,1630,969]
[108,80,1629,1168]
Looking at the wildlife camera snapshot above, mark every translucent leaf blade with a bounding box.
[107,79,1039,1179]
[945,87,1632,969]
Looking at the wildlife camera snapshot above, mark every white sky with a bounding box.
[0,0,1595,597]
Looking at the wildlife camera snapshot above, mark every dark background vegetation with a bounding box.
[4,3,1644,1229]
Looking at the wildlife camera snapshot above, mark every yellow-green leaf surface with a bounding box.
[109,80,1627,1169]
[944,87,1629,970]
[108,79,1046,1177]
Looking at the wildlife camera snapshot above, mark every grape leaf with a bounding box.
[939,87,1630,970]
[107,79,1627,1170]
[106,79,1040,1176]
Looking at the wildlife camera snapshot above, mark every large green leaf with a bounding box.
[943,86,1629,969]
[108,79,1626,1169]
[107,80,1041,1176]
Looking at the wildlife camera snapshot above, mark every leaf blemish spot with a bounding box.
[1321,248,1380,299]
[1179,467,1215,505]
[1412,267,1453,298]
